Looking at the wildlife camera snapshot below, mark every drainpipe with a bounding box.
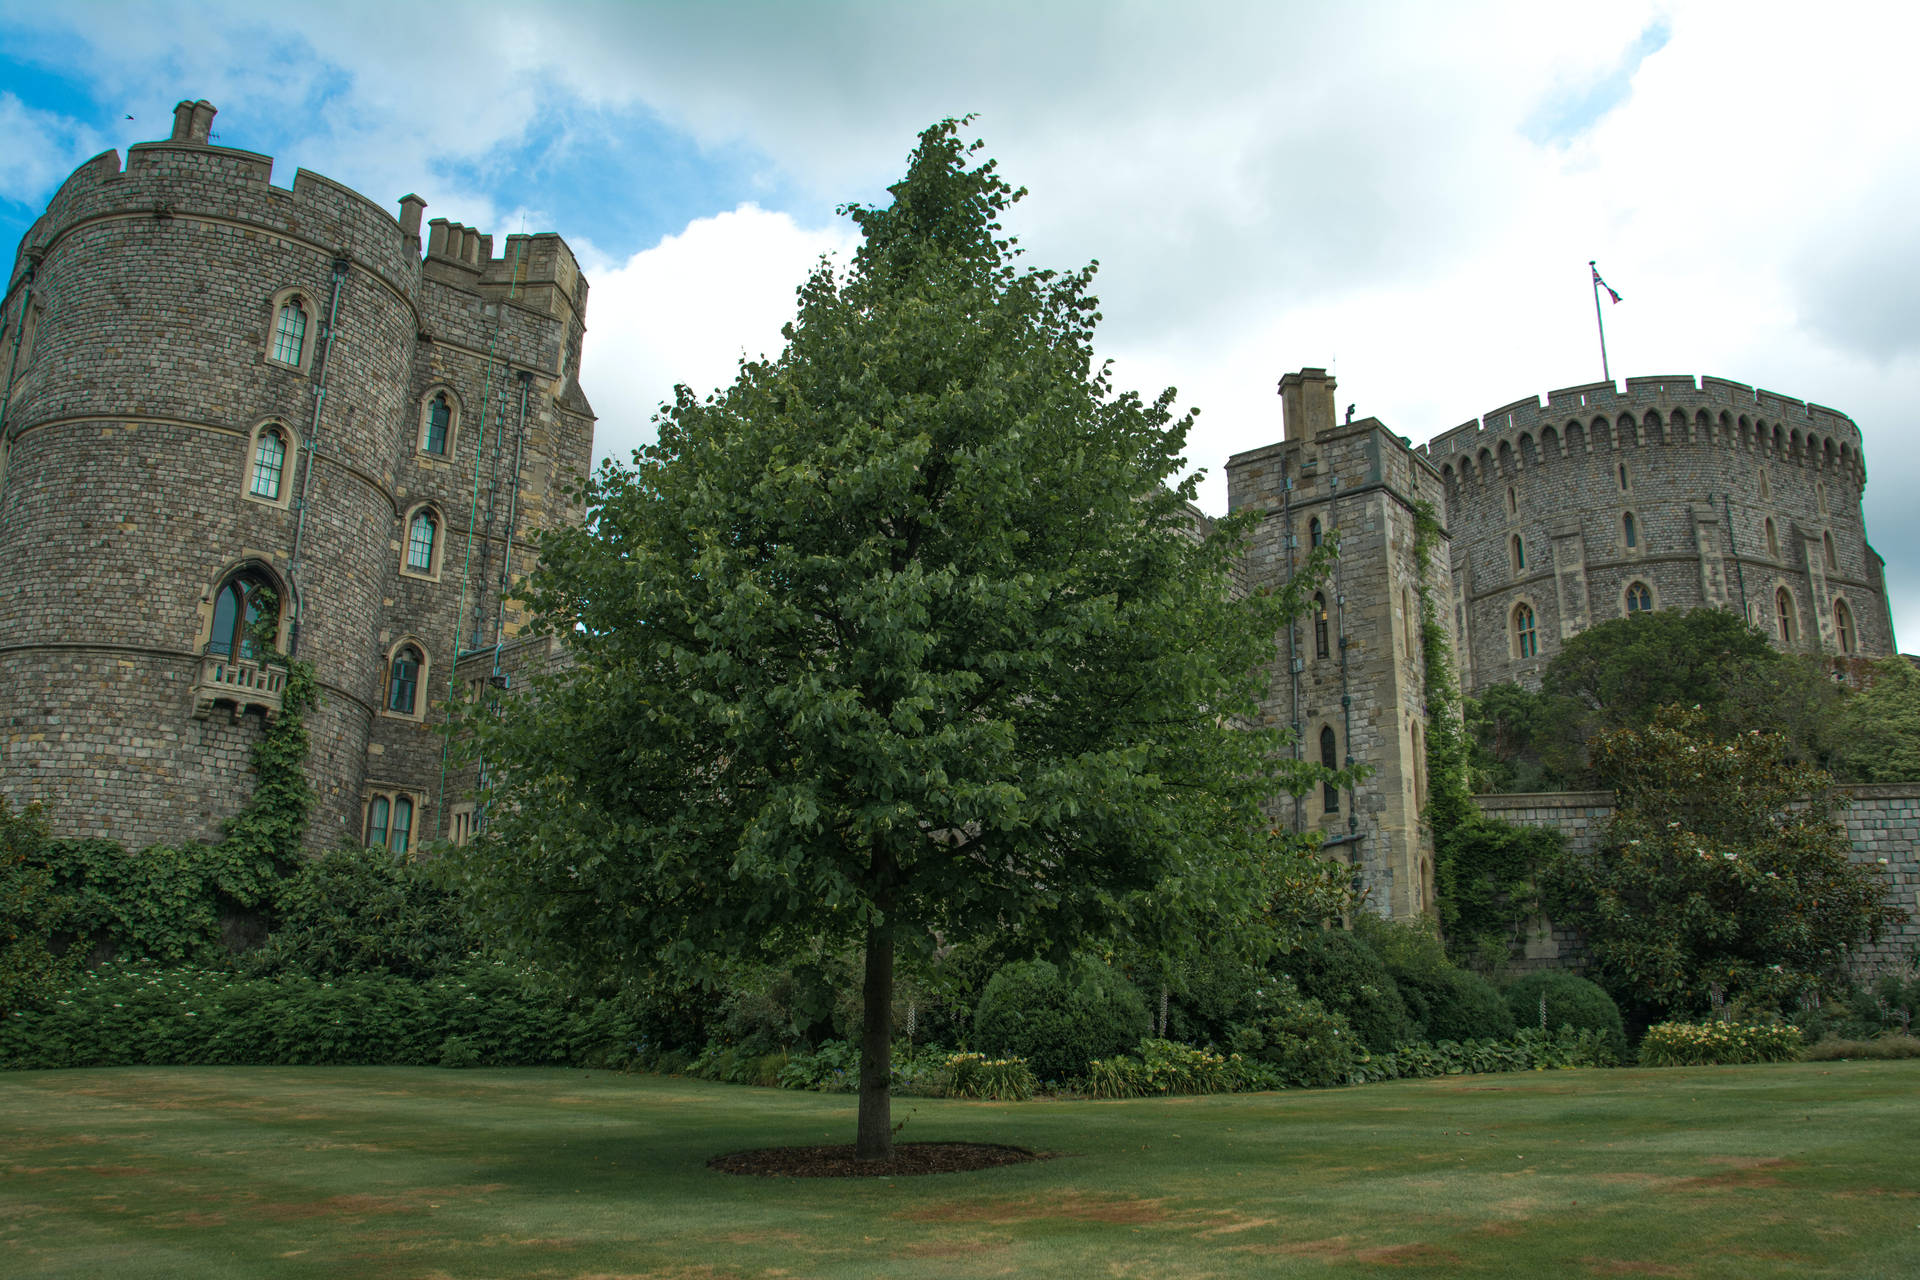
[285,257,350,657]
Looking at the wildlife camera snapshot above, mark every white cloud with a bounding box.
[581,204,858,468]
[10,0,1920,642]
[0,93,102,206]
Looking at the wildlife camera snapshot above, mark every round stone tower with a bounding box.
[0,101,596,851]
[1419,375,1892,690]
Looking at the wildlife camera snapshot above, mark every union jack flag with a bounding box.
[1591,264,1621,303]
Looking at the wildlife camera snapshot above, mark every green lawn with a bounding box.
[3,1062,1917,1279]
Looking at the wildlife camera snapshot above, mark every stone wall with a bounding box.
[1472,786,1920,973]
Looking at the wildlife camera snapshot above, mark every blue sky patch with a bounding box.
[1523,20,1672,146]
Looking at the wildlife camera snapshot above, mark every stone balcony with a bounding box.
[191,650,287,721]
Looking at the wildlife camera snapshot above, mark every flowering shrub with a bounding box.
[1638,1020,1803,1067]
[944,1051,1037,1101]
[1083,1038,1242,1098]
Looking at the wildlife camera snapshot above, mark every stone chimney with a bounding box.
[1279,368,1338,445]
[170,99,217,144]
[398,194,428,255]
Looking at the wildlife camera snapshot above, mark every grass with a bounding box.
[3,1062,1918,1278]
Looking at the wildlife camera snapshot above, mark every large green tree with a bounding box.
[458,122,1345,1159]
[1543,707,1905,1020]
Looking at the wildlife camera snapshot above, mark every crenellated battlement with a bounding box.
[1418,374,1864,485]
[8,101,423,295]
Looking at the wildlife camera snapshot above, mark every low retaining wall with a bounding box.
[1472,784,1920,973]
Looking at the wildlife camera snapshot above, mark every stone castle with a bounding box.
[0,104,1903,933]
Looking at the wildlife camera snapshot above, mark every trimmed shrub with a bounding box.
[1503,970,1628,1060]
[1274,929,1417,1052]
[1638,1020,1803,1066]
[0,959,638,1070]
[972,958,1149,1081]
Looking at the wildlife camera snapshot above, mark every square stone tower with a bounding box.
[1227,369,1453,918]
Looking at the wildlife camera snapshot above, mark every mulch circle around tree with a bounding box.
[710,1142,1046,1178]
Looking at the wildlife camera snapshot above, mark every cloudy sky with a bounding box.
[4,0,1917,644]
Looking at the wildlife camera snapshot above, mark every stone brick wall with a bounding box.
[1472,786,1919,973]
[1419,375,1891,691]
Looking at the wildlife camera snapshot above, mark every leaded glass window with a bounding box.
[387,646,421,715]
[366,796,389,849]
[272,299,307,365]
[1626,581,1652,614]
[250,427,286,499]
[1514,603,1538,658]
[424,394,450,455]
[407,510,436,573]
[390,797,413,853]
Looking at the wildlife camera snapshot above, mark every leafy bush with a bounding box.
[1799,1034,1920,1061]
[1637,1020,1803,1067]
[1502,970,1628,1060]
[1434,818,1562,962]
[944,1052,1037,1101]
[245,846,477,980]
[777,1039,860,1091]
[1274,928,1416,1052]
[1,799,73,1018]
[1353,1026,1617,1082]
[972,957,1149,1081]
[0,959,638,1070]
[1355,915,1514,1042]
[1083,1038,1240,1098]
[1225,978,1357,1087]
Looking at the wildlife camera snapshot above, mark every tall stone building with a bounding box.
[0,101,595,853]
[1228,369,1447,919]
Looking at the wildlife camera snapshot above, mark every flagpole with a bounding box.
[1589,258,1611,384]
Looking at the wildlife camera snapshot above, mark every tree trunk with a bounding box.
[855,917,895,1161]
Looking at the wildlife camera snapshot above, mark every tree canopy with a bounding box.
[456,120,1346,1159]
[1466,608,1878,792]
[1542,707,1905,1021]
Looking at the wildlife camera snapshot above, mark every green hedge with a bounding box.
[1,960,638,1070]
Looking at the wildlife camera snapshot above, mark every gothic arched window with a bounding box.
[1835,599,1855,654]
[208,569,279,660]
[387,645,423,715]
[1313,592,1330,660]
[250,426,287,499]
[1776,588,1796,644]
[1513,602,1538,659]
[406,509,438,573]
[1625,581,1653,615]
[423,393,452,455]
[1510,535,1525,574]
[271,297,308,366]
